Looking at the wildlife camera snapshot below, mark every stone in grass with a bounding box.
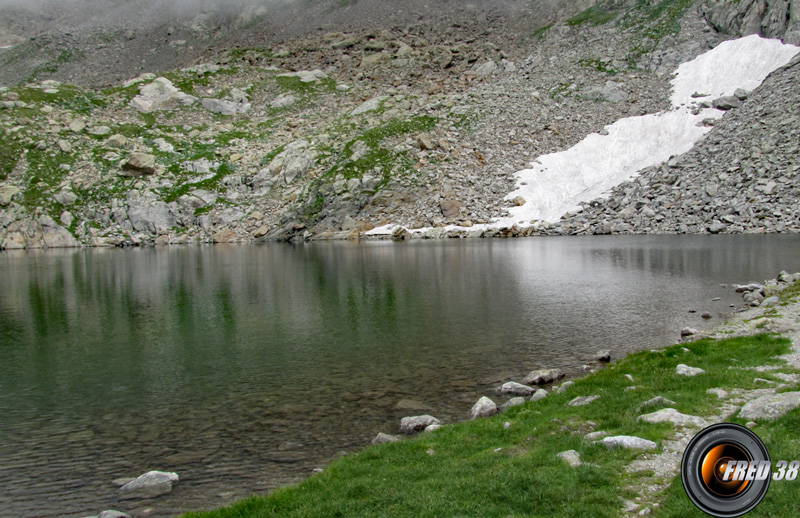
[500,397,526,411]
[676,364,705,376]
[640,396,676,408]
[557,450,582,467]
[119,471,179,500]
[121,153,156,176]
[637,408,708,428]
[739,392,800,421]
[529,389,548,402]
[557,381,574,394]
[569,395,600,407]
[583,430,609,442]
[470,396,498,419]
[601,436,657,451]
[523,368,565,385]
[707,388,729,399]
[399,415,440,434]
[372,432,400,445]
[424,424,442,432]
[500,381,536,396]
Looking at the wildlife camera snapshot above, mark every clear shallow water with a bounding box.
[1,235,800,517]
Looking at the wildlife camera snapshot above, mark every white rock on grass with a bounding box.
[129,78,196,113]
[424,424,442,432]
[601,436,658,451]
[470,396,498,419]
[641,396,677,408]
[569,395,600,407]
[676,364,705,376]
[119,471,179,500]
[637,408,708,428]
[500,381,536,396]
[277,69,328,83]
[351,96,387,116]
[371,432,400,445]
[583,430,609,442]
[500,397,526,411]
[399,415,440,434]
[557,450,582,467]
[556,381,574,394]
[739,392,800,421]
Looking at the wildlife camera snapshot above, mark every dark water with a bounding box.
[2,235,800,518]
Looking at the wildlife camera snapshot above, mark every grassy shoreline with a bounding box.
[185,282,800,518]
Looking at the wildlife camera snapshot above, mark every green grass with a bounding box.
[183,331,797,518]
[0,133,22,180]
[531,24,553,39]
[567,6,618,26]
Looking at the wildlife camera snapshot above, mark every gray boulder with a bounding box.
[121,153,156,176]
[601,435,657,450]
[127,193,176,234]
[557,450,582,467]
[129,78,196,113]
[676,364,705,376]
[637,408,708,427]
[529,389,548,402]
[556,381,575,394]
[399,415,440,434]
[475,60,498,76]
[500,397,526,411]
[739,392,800,420]
[372,432,400,445]
[0,184,20,206]
[470,396,498,419]
[569,395,601,407]
[523,368,565,385]
[201,97,250,116]
[119,471,179,500]
[712,95,742,110]
[500,381,536,396]
[98,511,131,518]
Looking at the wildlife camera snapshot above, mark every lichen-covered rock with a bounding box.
[470,396,498,419]
[739,392,800,420]
[119,471,179,500]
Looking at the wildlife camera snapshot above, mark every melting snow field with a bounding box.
[368,35,799,236]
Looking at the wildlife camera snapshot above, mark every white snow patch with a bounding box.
[670,35,800,107]
[366,36,799,236]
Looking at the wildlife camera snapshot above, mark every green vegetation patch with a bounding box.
[11,85,105,115]
[567,5,619,26]
[578,58,619,75]
[531,24,553,39]
[184,331,795,518]
[0,133,22,180]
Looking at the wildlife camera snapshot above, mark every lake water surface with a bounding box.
[2,235,800,517]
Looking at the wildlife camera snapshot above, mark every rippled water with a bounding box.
[2,235,800,517]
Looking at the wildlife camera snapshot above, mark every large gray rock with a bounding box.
[0,184,20,206]
[557,450,582,467]
[264,140,318,184]
[500,397,526,411]
[351,96,387,116]
[474,60,498,76]
[701,0,800,40]
[121,153,156,176]
[739,392,800,420]
[399,415,440,434]
[637,408,708,428]
[500,381,536,396]
[127,193,176,234]
[129,78,196,113]
[277,69,328,83]
[529,389,548,402]
[712,95,742,110]
[601,435,657,451]
[523,368,565,385]
[470,396,498,419]
[98,511,131,518]
[119,471,179,500]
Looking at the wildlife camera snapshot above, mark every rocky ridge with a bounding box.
[0,0,798,248]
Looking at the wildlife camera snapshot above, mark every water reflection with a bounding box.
[1,235,800,517]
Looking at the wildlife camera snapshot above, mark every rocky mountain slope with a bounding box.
[0,0,798,248]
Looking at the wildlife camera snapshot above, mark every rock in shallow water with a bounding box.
[470,396,498,419]
[119,471,179,500]
[522,368,565,385]
[399,415,440,434]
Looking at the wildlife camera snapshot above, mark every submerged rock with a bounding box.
[500,381,536,396]
[119,471,179,500]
